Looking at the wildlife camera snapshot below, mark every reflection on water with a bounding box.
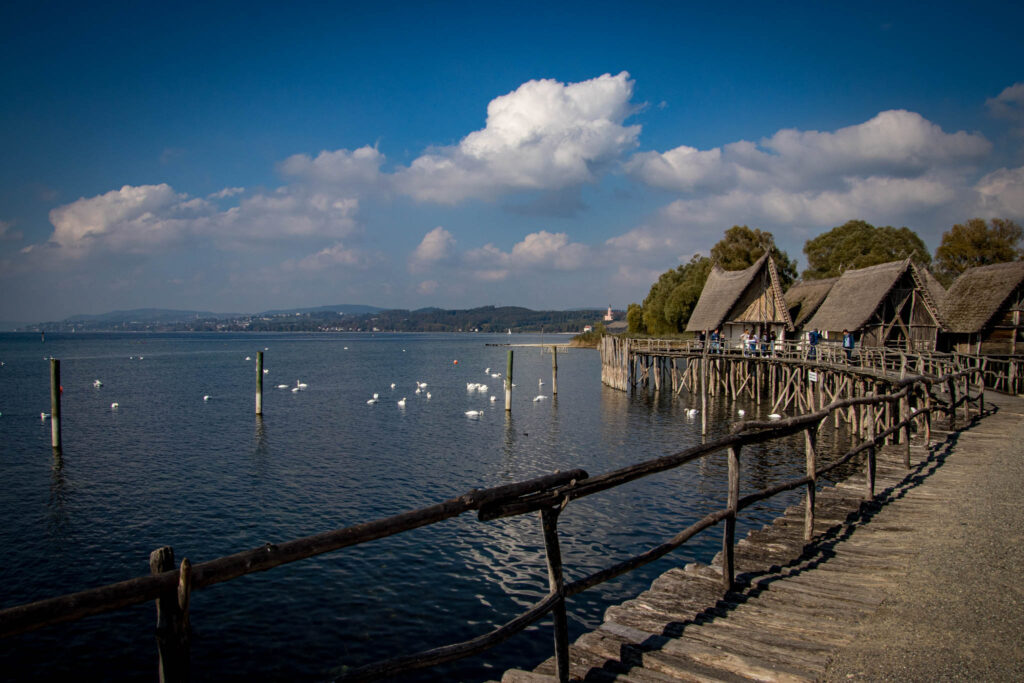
[0,332,861,682]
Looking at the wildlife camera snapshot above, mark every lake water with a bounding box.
[0,332,853,681]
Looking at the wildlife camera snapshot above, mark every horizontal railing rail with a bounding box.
[0,366,986,682]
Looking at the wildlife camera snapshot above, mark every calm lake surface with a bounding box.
[0,332,854,681]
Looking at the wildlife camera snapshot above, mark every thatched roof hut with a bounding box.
[805,259,943,350]
[939,261,1024,355]
[685,254,793,339]
[783,278,837,331]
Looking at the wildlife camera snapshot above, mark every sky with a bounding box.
[2,1,1023,323]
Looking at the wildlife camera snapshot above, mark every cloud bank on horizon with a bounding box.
[3,70,1024,321]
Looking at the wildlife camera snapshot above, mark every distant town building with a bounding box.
[583,325,594,333]
[604,306,614,322]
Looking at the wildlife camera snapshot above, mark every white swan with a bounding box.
[291,387,301,393]
[737,409,746,417]
[415,388,421,394]
[93,379,103,388]
[768,413,783,420]
[538,379,544,386]
[40,412,50,419]
[245,356,251,361]
[465,410,483,417]
[479,384,488,393]
[295,380,307,389]
[397,397,406,407]
[110,403,119,410]
[367,398,378,404]
[490,373,501,378]
[533,395,547,402]
[276,384,289,389]
[484,367,490,374]
[373,393,379,400]
[426,392,431,399]
[490,395,496,402]
[686,408,699,416]
[390,383,396,390]
[203,395,211,401]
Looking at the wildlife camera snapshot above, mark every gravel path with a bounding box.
[822,391,1024,681]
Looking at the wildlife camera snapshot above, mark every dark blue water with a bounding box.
[0,332,849,681]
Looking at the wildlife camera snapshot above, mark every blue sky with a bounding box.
[2,1,1023,322]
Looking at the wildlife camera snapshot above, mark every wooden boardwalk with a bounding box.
[500,403,1004,682]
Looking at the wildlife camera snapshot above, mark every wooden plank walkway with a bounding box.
[499,399,1009,682]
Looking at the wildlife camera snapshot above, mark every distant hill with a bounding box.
[27,303,619,333]
[259,304,384,316]
[64,308,238,323]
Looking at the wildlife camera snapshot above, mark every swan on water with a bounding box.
[686,408,699,416]
[93,379,103,388]
[768,413,783,420]
[538,379,544,386]
[390,383,396,390]
[203,395,211,401]
[291,387,301,393]
[490,395,496,402]
[295,380,308,389]
[373,393,379,400]
[276,384,289,389]
[465,410,483,418]
[484,367,490,374]
[426,392,431,399]
[263,369,269,374]
[490,373,501,379]
[533,395,547,402]
[110,403,119,410]
[367,398,378,404]
[245,356,251,361]
[40,412,50,419]
[737,409,746,417]
[397,397,407,407]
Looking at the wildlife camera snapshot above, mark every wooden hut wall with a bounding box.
[950,282,1024,355]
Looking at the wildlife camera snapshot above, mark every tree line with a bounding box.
[629,217,1023,336]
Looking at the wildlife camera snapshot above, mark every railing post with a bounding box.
[149,547,190,683]
[723,444,740,590]
[962,374,970,422]
[540,506,569,683]
[900,390,911,468]
[804,426,817,541]
[924,389,932,447]
[977,371,984,415]
[947,377,957,429]
[865,402,876,500]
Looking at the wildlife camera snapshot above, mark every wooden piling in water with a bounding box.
[50,359,61,450]
[551,346,558,396]
[505,350,513,413]
[255,351,264,416]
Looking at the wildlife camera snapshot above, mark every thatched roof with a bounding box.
[784,278,837,328]
[913,265,948,328]
[941,261,1024,333]
[805,260,912,332]
[685,254,793,332]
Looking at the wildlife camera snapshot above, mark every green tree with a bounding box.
[640,255,712,335]
[626,303,645,334]
[711,225,798,287]
[802,219,931,280]
[934,218,1023,284]
[641,265,687,335]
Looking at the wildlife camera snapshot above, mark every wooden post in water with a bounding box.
[551,346,558,396]
[505,350,514,413]
[804,425,817,541]
[700,357,708,436]
[540,507,569,683]
[255,351,264,415]
[723,444,740,590]
[149,546,190,683]
[49,358,61,450]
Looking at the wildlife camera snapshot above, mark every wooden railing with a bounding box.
[0,368,986,682]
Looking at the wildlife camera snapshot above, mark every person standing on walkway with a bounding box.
[808,329,820,360]
[843,328,855,362]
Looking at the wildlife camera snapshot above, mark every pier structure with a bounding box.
[0,340,1011,682]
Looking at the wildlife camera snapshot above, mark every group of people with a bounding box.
[697,327,857,361]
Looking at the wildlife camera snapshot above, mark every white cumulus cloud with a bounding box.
[395,72,641,203]
[409,226,456,271]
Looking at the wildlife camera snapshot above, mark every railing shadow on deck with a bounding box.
[0,368,990,682]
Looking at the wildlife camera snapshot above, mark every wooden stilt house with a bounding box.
[685,254,794,346]
[804,259,944,351]
[939,261,1024,355]
[783,277,837,335]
